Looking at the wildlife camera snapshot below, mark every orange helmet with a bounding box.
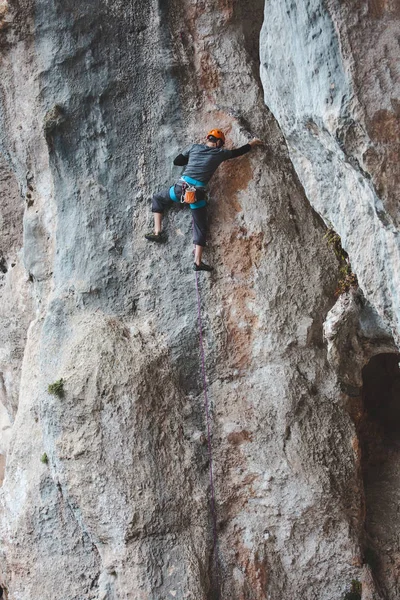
[207,129,226,145]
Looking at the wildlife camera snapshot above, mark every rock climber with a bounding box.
[145,129,262,271]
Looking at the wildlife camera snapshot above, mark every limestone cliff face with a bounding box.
[0,1,398,599]
[260,0,400,345]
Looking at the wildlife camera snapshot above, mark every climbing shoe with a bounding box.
[145,232,165,243]
[193,262,213,272]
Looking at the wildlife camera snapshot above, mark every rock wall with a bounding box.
[0,1,398,599]
[260,0,400,345]
[260,1,400,597]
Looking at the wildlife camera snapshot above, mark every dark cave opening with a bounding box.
[362,353,400,441]
[360,353,400,595]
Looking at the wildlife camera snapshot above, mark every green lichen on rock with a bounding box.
[324,228,358,296]
[47,378,64,398]
[43,104,65,135]
[343,579,362,600]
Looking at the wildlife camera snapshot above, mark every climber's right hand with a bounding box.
[249,138,263,147]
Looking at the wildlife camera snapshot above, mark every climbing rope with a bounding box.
[194,270,221,593]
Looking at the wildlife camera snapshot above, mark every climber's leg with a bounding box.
[191,206,207,253]
[154,212,162,234]
[145,188,175,242]
[192,207,213,271]
[194,244,203,265]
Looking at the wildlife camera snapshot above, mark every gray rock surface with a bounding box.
[0,0,398,599]
[0,154,33,485]
[260,1,400,596]
[260,0,400,345]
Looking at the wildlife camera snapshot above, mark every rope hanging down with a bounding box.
[194,270,221,593]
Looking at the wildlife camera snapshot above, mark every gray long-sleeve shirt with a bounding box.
[175,143,251,184]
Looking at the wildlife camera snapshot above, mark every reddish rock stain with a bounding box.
[227,429,253,445]
[368,109,400,144]
[210,158,265,370]
[232,542,269,599]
